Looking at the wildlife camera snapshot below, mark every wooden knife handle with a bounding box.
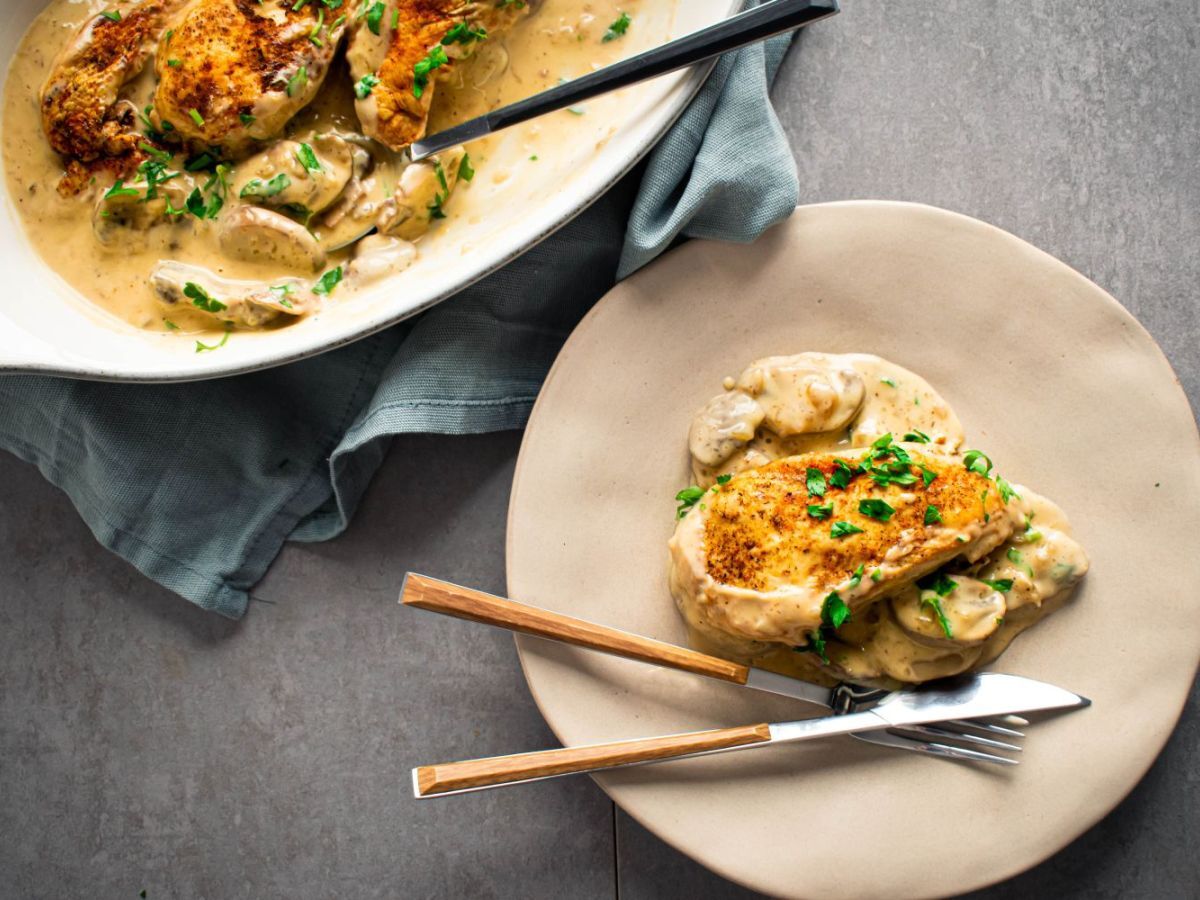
[414,722,772,797]
[401,573,749,685]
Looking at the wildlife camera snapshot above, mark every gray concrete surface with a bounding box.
[2,1,1198,897]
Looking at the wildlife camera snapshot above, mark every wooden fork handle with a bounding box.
[401,573,749,685]
[414,723,773,797]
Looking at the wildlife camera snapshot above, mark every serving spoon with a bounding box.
[410,0,841,161]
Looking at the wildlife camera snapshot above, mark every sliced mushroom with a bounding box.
[890,578,1007,648]
[218,206,327,272]
[346,234,417,285]
[231,134,356,216]
[376,149,466,241]
[150,260,312,327]
[92,176,196,251]
[311,142,398,251]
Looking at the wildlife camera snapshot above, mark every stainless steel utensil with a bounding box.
[409,0,840,161]
[412,671,1088,797]
[400,574,1083,765]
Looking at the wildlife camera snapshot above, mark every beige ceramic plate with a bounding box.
[506,201,1200,899]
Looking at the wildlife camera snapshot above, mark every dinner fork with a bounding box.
[400,574,1039,764]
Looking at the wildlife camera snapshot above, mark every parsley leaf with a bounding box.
[286,66,309,98]
[675,485,704,518]
[902,429,931,443]
[442,21,487,44]
[715,473,732,486]
[413,45,449,98]
[829,459,856,489]
[805,466,827,497]
[858,498,895,522]
[807,503,833,520]
[355,73,381,99]
[458,153,475,182]
[364,0,386,34]
[821,591,851,630]
[996,475,1019,503]
[918,571,957,597]
[194,324,231,353]
[981,578,1014,593]
[184,282,226,313]
[602,11,631,41]
[312,266,343,296]
[870,568,883,583]
[103,180,140,200]
[295,142,323,174]
[921,595,954,638]
[831,521,863,538]
[240,173,292,199]
[924,504,942,525]
[920,466,937,487]
[964,449,993,477]
[880,376,897,387]
[100,10,121,22]
[848,563,864,589]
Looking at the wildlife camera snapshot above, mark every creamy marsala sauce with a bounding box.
[3,0,643,338]
[669,352,1090,688]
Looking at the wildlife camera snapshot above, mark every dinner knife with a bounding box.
[409,0,841,161]
[412,671,1088,796]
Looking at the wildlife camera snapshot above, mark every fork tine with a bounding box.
[897,723,1022,752]
[945,718,1025,738]
[851,730,1018,766]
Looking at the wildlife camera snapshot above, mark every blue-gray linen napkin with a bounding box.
[0,20,798,618]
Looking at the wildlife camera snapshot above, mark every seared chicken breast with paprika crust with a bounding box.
[346,0,533,151]
[40,0,189,192]
[153,0,349,157]
[669,352,1089,687]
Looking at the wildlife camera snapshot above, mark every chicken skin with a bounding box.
[40,0,189,193]
[153,0,349,157]
[346,0,533,151]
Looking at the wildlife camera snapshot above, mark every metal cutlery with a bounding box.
[401,574,1084,764]
[409,0,841,161]
[411,671,1089,797]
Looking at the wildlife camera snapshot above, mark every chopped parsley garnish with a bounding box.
[103,180,140,200]
[188,108,205,127]
[602,11,631,41]
[715,473,732,486]
[185,151,218,172]
[413,45,449,98]
[355,73,381,99]
[675,485,704,518]
[364,0,386,34]
[442,21,488,44]
[309,7,326,44]
[920,466,937,487]
[831,521,863,538]
[458,153,475,182]
[805,466,827,497]
[195,324,231,353]
[997,475,1019,503]
[981,578,1014,593]
[295,142,323,174]
[924,504,942,525]
[100,10,121,22]
[880,377,897,387]
[848,563,864,589]
[963,449,993,477]
[184,282,226,313]
[185,187,223,219]
[918,571,957,597]
[167,59,182,67]
[391,7,399,29]
[870,568,883,583]
[902,429,931,443]
[821,591,851,630]
[795,630,828,664]
[240,113,256,126]
[312,266,343,296]
[163,319,179,331]
[858,498,895,522]
[921,595,954,639]
[286,66,309,98]
[980,487,990,523]
[829,459,856,489]
[240,173,292,199]
[807,503,833,520]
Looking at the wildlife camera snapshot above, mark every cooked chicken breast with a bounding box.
[669,443,1018,651]
[40,0,189,192]
[153,0,348,157]
[346,0,533,151]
